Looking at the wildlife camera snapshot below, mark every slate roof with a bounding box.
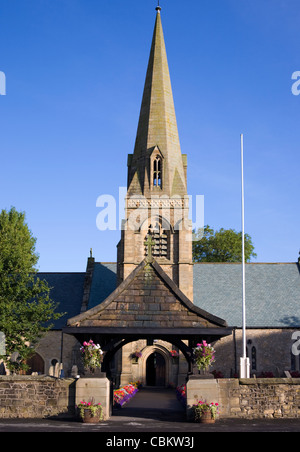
[37,272,85,329]
[67,259,228,331]
[38,262,300,330]
[88,263,117,311]
[193,263,300,328]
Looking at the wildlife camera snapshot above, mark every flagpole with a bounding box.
[240,133,250,378]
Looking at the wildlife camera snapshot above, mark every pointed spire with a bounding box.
[128,8,187,197]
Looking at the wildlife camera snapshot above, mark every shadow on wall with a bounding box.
[213,328,300,378]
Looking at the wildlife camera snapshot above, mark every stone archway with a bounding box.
[141,346,171,387]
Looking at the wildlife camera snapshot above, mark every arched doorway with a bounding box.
[146,352,166,387]
[20,353,45,375]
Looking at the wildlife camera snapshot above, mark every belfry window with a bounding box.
[145,221,169,258]
[153,156,162,188]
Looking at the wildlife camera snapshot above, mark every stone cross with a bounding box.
[145,234,156,259]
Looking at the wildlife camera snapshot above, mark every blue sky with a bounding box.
[0,0,299,271]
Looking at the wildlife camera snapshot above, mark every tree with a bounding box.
[192,225,257,263]
[0,207,63,373]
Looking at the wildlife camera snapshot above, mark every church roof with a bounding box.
[39,262,300,330]
[37,272,85,329]
[193,263,300,328]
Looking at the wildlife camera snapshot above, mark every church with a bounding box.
[18,7,300,384]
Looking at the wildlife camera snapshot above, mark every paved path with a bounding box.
[113,387,186,422]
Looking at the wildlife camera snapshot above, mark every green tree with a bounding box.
[0,207,63,373]
[193,225,257,263]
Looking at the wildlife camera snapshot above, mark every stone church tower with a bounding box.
[117,6,193,301]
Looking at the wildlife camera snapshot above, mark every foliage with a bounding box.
[80,340,103,371]
[77,399,103,419]
[0,207,64,373]
[176,384,186,406]
[193,341,215,371]
[212,370,224,379]
[194,401,219,421]
[193,225,257,263]
[170,350,179,357]
[131,351,142,359]
[257,371,275,378]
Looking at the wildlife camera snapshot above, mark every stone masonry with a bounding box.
[0,376,75,418]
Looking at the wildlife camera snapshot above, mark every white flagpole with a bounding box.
[240,133,250,378]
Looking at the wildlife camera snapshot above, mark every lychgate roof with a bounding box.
[67,259,228,335]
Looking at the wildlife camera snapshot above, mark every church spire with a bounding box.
[119,7,193,301]
[127,7,187,197]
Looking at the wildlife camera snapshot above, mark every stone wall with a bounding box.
[0,376,75,418]
[187,377,300,420]
[1,375,300,420]
[218,378,300,419]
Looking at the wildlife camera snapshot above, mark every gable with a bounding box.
[67,259,227,330]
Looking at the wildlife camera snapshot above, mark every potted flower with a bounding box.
[193,400,219,424]
[77,399,103,423]
[170,349,179,364]
[176,384,186,406]
[80,339,104,376]
[193,341,215,375]
[131,351,142,363]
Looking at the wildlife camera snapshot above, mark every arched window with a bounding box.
[153,155,162,188]
[145,221,169,259]
[251,346,257,371]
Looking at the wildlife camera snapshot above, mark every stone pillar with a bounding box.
[75,377,111,420]
[186,376,220,421]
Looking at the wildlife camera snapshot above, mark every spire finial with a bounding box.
[156,0,161,12]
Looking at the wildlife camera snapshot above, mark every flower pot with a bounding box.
[198,411,215,424]
[82,408,102,424]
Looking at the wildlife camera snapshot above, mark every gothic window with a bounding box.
[145,221,169,258]
[153,155,162,188]
[251,346,257,371]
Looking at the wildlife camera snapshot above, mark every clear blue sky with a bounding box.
[0,0,299,272]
